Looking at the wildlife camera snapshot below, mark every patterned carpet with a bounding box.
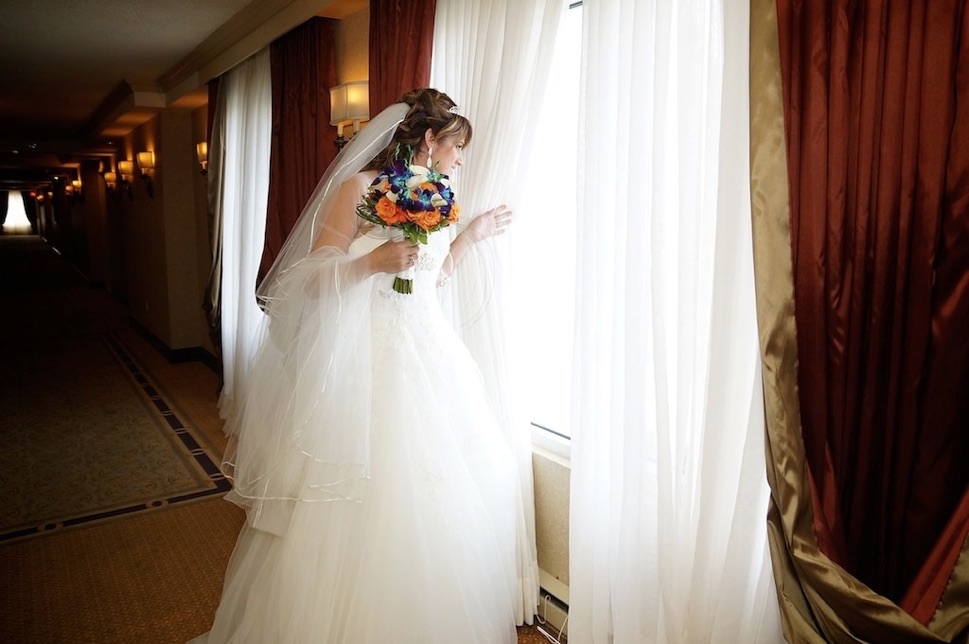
[0,234,229,542]
[0,234,560,642]
[0,332,229,542]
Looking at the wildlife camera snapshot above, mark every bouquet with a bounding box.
[356,160,461,294]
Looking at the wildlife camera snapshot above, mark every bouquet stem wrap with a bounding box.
[394,262,417,294]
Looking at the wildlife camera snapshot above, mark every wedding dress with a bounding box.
[193,224,521,643]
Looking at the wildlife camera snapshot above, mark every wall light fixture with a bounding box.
[329,81,370,150]
[137,151,155,198]
[196,142,208,175]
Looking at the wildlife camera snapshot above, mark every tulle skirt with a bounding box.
[192,287,520,644]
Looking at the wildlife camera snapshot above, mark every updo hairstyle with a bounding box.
[365,88,473,171]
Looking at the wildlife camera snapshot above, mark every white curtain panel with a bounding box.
[568,1,782,642]
[216,49,273,421]
[430,0,567,625]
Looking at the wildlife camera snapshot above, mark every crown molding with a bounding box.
[158,0,362,99]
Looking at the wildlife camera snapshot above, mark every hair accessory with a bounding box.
[448,106,461,115]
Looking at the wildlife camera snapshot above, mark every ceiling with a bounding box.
[0,0,365,193]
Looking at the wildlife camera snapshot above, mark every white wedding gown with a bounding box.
[193,229,520,643]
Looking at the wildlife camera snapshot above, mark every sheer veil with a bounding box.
[256,102,409,303]
[220,102,409,535]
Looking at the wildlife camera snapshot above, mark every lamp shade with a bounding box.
[136,151,155,170]
[329,81,370,125]
[117,160,134,177]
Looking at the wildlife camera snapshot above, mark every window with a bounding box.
[508,2,582,447]
[4,191,32,234]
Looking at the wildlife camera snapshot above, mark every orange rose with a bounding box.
[414,209,443,230]
[449,202,461,223]
[375,197,403,225]
[390,205,409,225]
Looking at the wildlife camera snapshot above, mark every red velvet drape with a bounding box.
[369,0,436,116]
[259,17,339,283]
[776,0,969,611]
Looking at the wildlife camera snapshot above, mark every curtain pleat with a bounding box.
[369,0,436,115]
[565,1,781,642]
[214,50,273,421]
[203,77,224,355]
[429,0,565,625]
[259,17,339,284]
[751,0,969,640]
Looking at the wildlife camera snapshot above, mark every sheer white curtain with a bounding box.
[568,1,782,642]
[430,0,566,625]
[214,49,273,420]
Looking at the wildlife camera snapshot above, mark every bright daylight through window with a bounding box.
[4,191,32,234]
[509,2,581,444]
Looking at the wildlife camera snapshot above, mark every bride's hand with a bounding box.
[368,239,419,274]
[465,205,513,242]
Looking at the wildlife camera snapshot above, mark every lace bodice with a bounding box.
[354,226,451,295]
[348,226,453,353]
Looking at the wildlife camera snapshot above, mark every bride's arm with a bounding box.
[311,174,418,279]
[440,204,513,278]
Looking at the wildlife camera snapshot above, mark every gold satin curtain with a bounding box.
[750,0,969,641]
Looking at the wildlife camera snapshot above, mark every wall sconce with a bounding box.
[117,160,135,200]
[329,81,370,150]
[196,141,208,175]
[103,171,118,197]
[71,179,83,202]
[137,151,155,198]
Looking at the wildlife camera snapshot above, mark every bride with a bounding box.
[192,88,531,643]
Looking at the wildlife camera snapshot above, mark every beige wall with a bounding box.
[122,109,210,352]
[533,447,571,637]
[335,7,369,85]
[123,114,171,343]
[533,451,570,602]
[159,109,206,350]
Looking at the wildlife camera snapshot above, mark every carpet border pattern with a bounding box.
[1,334,231,542]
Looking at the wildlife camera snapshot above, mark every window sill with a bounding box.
[530,424,571,466]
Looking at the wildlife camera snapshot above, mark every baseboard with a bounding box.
[127,317,219,370]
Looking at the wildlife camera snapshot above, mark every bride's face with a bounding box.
[431,136,465,176]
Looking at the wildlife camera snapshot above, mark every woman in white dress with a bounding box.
[193,89,525,643]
